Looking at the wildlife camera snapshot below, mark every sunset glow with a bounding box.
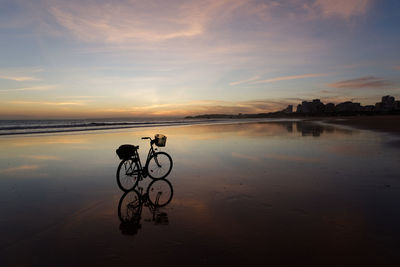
[1,0,399,118]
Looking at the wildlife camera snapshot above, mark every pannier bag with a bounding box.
[154,134,167,147]
[116,144,138,160]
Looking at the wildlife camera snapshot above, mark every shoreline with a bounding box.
[0,118,303,137]
[1,115,400,137]
[0,119,229,137]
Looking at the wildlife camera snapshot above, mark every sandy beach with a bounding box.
[0,120,400,266]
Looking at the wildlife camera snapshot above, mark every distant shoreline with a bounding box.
[2,114,400,137]
[0,118,285,136]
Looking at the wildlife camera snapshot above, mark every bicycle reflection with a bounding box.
[118,179,174,236]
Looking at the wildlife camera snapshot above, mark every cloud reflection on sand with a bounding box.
[0,164,40,174]
[4,136,90,147]
[20,155,61,160]
[263,153,321,163]
[231,151,261,162]
[232,151,321,163]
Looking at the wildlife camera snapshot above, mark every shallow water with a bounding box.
[0,121,400,266]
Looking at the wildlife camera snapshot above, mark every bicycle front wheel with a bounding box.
[147,179,174,207]
[146,152,173,179]
[117,159,140,191]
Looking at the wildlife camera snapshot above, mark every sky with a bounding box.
[0,0,399,118]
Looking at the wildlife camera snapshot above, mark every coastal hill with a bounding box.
[185,95,400,119]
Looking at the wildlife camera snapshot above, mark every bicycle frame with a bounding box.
[134,138,159,178]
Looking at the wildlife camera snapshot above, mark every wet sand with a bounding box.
[0,121,400,266]
[322,115,400,136]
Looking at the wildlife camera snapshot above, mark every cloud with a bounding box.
[0,85,55,92]
[0,67,43,81]
[230,76,260,86]
[239,73,327,85]
[45,0,370,45]
[395,66,400,71]
[9,100,90,106]
[47,0,247,43]
[0,76,39,81]
[102,98,290,116]
[310,0,372,19]
[328,76,392,88]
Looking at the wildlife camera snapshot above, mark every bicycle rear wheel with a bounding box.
[146,152,173,179]
[117,159,140,191]
[147,179,174,207]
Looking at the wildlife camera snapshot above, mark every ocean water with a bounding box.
[0,118,204,135]
[0,120,400,266]
[0,118,299,136]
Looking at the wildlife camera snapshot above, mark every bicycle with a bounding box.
[116,134,173,191]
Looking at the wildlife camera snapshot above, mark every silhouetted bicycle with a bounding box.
[116,134,173,191]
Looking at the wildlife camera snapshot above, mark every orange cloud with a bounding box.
[0,97,294,118]
[103,99,289,117]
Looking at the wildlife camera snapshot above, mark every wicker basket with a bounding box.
[154,134,167,147]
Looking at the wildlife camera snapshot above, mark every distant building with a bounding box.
[395,101,400,111]
[325,103,335,113]
[311,99,325,113]
[296,104,302,113]
[282,105,293,113]
[375,102,382,111]
[295,99,325,114]
[381,95,395,111]
[363,105,375,112]
[374,95,398,112]
[335,101,361,112]
[292,95,398,115]
[301,101,312,113]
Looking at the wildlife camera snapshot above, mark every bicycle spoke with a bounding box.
[117,159,140,191]
[146,152,172,179]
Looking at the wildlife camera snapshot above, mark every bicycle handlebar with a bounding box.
[141,137,151,140]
